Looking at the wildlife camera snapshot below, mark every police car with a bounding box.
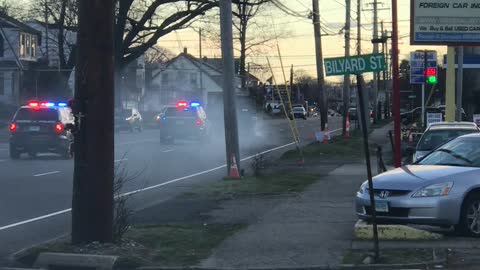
[160,101,209,144]
[9,101,74,159]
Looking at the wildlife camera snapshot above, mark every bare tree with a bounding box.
[294,69,316,85]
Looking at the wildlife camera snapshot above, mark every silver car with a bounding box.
[356,133,480,236]
[413,122,480,162]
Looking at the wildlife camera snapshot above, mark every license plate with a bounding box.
[29,126,40,132]
[176,120,184,125]
[375,201,389,213]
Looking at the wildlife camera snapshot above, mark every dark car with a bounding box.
[9,102,73,159]
[115,108,143,133]
[160,102,209,144]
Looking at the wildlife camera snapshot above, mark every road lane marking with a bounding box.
[114,159,128,163]
[162,149,175,153]
[33,171,60,177]
[0,142,297,231]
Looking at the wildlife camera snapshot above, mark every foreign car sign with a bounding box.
[324,53,386,76]
[411,0,480,45]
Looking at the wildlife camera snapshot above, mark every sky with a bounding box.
[158,0,447,83]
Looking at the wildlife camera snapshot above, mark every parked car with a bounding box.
[356,133,480,236]
[289,106,307,120]
[413,122,480,162]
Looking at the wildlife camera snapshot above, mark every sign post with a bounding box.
[324,54,386,262]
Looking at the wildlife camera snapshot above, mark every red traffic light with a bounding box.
[424,68,437,76]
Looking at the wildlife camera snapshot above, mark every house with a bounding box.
[0,14,41,106]
[144,49,249,112]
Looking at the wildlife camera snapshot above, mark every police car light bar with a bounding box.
[190,102,201,107]
[27,101,67,108]
[177,101,188,108]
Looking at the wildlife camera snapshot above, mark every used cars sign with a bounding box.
[324,53,386,76]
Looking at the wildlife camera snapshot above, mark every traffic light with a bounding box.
[425,67,437,84]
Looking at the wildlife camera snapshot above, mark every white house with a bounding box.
[144,50,244,112]
[0,14,40,106]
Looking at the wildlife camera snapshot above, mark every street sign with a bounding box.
[474,114,480,127]
[411,0,480,45]
[410,51,437,85]
[324,53,386,76]
[427,113,443,126]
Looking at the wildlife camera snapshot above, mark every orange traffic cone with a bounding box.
[345,117,351,139]
[230,154,240,178]
[323,123,329,144]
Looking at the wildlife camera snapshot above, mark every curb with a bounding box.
[354,220,443,240]
[138,267,336,270]
[339,258,446,269]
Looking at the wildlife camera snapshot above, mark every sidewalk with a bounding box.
[199,163,368,269]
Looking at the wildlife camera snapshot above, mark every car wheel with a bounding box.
[457,194,480,237]
[9,146,20,159]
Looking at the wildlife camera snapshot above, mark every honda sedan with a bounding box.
[356,133,480,236]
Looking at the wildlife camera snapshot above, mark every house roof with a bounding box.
[0,14,41,36]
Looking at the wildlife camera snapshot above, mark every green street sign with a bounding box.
[324,53,386,76]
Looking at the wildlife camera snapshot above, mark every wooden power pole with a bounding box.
[343,0,351,135]
[72,0,115,244]
[312,0,327,130]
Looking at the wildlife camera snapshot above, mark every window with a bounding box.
[19,33,25,57]
[190,73,197,85]
[31,36,36,58]
[26,35,31,56]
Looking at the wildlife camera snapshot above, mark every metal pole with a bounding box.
[343,0,351,136]
[357,74,380,261]
[219,0,241,177]
[312,0,328,130]
[391,0,401,168]
[422,50,427,127]
[199,28,206,107]
[357,0,361,56]
[446,46,456,122]
[456,46,464,122]
[421,84,425,126]
[372,0,379,124]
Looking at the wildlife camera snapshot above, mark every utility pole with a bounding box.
[357,0,361,56]
[312,0,327,130]
[391,0,401,167]
[219,0,241,177]
[199,28,206,107]
[71,0,115,244]
[456,46,464,121]
[381,21,387,118]
[44,0,49,62]
[343,0,351,136]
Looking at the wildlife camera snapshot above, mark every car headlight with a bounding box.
[357,181,368,195]
[412,182,453,198]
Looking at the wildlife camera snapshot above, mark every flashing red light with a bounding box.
[54,123,64,133]
[28,102,39,107]
[425,68,437,76]
[9,123,17,132]
[177,101,188,108]
[195,118,202,126]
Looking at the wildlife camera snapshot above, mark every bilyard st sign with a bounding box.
[324,53,386,76]
[411,0,480,45]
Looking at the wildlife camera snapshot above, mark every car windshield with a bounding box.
[14,108,57,121]
[293,108,304,112]
[419,137,480,167]
[417,128,479,151]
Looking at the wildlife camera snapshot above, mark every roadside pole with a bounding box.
[391,0,401,168]
[357,74,379,261]
[445,46,456,122]
[219,0,241,177]
[422,50,427,127]
[456,46,464,121]
[312,0,328,131]
[72,0,115,244]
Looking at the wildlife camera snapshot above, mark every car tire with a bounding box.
[9,146,20,160]
[456,193,480,237]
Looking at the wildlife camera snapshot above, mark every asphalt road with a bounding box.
[0,115,344,262]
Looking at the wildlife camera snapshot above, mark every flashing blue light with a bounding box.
[190,102,201,107]
[57,102,67,107]
[162,117,167,121]
[45,102,55,107]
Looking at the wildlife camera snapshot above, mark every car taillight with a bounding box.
[55,123,64,133]
[9,123,17,132]
[195,118,202,126]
